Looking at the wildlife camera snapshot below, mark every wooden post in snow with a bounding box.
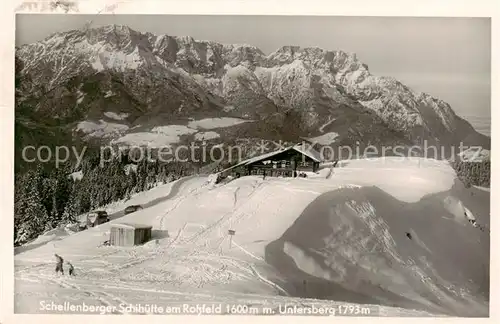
[228,229,235,249]
[419,126,424,168]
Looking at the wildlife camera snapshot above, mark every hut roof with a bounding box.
[221,143,322,173]
[112,223,153,230]
[292,143,323,162]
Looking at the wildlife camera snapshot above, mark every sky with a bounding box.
[16,15,491,134]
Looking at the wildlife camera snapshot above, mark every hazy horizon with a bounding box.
[15,15,491,136]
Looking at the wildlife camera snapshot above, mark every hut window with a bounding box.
[300,161,310,167]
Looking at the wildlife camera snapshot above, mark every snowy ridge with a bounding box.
[104,111,128,120]
[308,132,340,145]
[319,117,337,133]
[457,147,490,162]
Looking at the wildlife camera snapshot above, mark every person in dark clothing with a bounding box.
[67,261,75,276]
[263,170,266,180]
[405,232,412,240]
[54,254,64,275]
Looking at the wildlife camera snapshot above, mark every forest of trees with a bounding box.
[14,150,195,246]
[14,56,215,246]
[450,160,491,188]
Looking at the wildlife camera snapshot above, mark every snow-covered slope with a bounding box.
[15,158,488,316]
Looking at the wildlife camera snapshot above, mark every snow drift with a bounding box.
[265,182,489,316]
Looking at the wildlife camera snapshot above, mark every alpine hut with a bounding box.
[221,142,322,178]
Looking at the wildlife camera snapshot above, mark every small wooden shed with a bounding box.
[109,223,153,247]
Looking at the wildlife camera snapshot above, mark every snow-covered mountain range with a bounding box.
[15,24,490,158]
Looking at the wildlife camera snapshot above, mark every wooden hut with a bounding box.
[109,223,153,247]
[220,143,322,178]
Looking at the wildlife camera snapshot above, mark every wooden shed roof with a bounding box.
[112,223,153,230]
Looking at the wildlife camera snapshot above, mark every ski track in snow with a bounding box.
[80,179,266,290]
[20,273,130,314]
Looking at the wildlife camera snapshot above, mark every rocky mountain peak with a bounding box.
[266,45,360,70]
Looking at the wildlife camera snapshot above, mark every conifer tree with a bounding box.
[15,171,48,244]
[62,189,80,224]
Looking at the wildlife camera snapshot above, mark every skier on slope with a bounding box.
[54,254,64,275]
